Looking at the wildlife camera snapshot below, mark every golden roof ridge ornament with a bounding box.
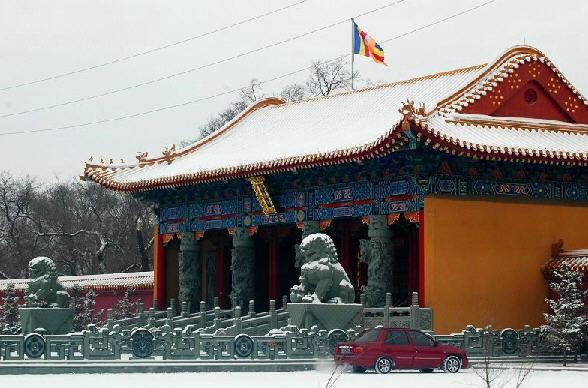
[162,144,177,164]
[136,152,149,163]
[399,100,417,130]
[248,176,276,215]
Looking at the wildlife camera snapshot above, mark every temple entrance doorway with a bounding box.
[253,224,301,311]
[163,235,180,308]
[390,215,420,306]
[201,230,232,309]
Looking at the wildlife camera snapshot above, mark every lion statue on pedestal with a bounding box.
[290,233,355,303]
[25,257,70,308]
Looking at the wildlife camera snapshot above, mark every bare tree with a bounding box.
[323,363,344,388]
[306,58,358,97]
[473,327,534,388]
[198,79,264,139]
[239,78,264,104]
[0,172,155,277]
[280,83,306,102]
[0,173,41,277]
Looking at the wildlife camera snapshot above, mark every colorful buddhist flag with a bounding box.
[352,21,387,66]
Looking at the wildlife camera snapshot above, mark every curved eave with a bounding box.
[411,119,588,166]
[84,121,409,193]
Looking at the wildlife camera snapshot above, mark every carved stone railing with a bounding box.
[0,323,360,361]
[101,296,291,337]
[435,325,547,357]
[362,292,433,331]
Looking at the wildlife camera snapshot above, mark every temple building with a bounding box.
[83,46,588,334]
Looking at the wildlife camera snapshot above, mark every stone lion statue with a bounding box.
[290,233,355,303]
[25,257,69,308]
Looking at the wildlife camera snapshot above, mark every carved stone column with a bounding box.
[178,232,201,312]
[360,215,393,307]
[230,227,255,312]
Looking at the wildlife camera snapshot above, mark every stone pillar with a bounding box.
[178,232,201,312]
[230,227,255,312]
[359,215,393,307]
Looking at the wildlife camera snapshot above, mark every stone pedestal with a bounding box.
[179,232,200,312]
[19,307,74,334]
[230,227,255,312]
[287,303,363,331]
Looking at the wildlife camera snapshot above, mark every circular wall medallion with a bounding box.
[24,333,46,359]
[500,329,519,354]
[131,329,154,358]
[234,334,254,358]
[524,88,537,105]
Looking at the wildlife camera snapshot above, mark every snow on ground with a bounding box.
[0,365,586,388]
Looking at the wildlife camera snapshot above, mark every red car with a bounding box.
[335,327,468,374]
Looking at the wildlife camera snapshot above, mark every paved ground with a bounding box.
[0,362,586,388]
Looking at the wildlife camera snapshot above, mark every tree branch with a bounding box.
[122,263,140,273]
[36,229,110,273]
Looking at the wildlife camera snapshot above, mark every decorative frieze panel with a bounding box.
[157,171,588,234]
[431,178,588,202]
[159,221,189,234]
[314,182,372,205]
[247,210,300,227]
[160,205,187,222]
[315,204,372,220]
[189,199,239,218]
[191,217,238,232]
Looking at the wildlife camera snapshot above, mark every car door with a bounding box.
[409,330,443,369]
[381,329,415,369]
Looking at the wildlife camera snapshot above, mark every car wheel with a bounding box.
[443,356,461,373]
[420,368,434,373]
[374,357,393,374]
[352,366,366,373]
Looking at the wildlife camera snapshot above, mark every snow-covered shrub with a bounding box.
[542,260,587,365]
[70,284,101,331]
[112,288,136,320]
[0,283,21,333]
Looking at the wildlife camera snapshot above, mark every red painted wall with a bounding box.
[0,287,153,321]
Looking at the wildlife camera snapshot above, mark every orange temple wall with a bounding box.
[424,196,588,334]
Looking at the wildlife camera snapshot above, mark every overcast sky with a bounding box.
[1,0,586,181]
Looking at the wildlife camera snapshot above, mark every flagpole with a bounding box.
[350,18,355,90]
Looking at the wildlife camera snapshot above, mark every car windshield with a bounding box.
[356,328,381,343]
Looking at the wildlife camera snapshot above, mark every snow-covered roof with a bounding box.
[84,45,588,192]
[543,249,588,275]
[0,272,153,292]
